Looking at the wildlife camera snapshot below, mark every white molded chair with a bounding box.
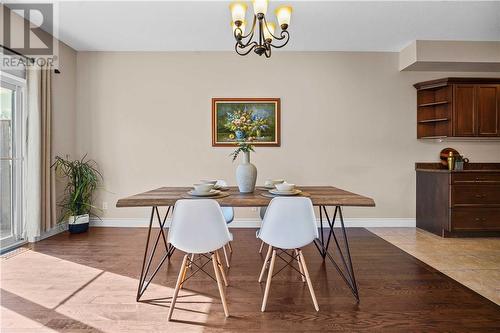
[167,199,232,320]
[258,207,267,253]
[257,197,319,312]
[217,180,234,268]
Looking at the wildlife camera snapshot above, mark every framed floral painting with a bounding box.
[212,98,281,147]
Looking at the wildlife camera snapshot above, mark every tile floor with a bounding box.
[368,227,500,305]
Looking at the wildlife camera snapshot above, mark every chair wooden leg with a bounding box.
[261,249,276,312]
[258,241,264,253]
[295,249,306,282]
[212,253,229,317]
[179,254,190,289]
[227,241,233,253]
[215,250,229,287]
[299,250,319,311]
[167,254,188,321]
[222,245,230,268]
[188,253,195,268]
[258,245,272,283]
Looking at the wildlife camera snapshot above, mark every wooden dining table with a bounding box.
[116,186,375,303]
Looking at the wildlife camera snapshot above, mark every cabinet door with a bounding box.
[453,85,476,136]
[477,85,499,136]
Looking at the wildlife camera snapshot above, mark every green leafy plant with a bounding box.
[52,155,102,222]
[230,140,255,162]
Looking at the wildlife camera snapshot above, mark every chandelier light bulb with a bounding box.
[275,5,292,30]
[230,2,247,25]
[263,22,275,42]
[252,0,268,15]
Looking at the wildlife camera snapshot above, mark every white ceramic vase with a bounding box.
[236,152,257,193]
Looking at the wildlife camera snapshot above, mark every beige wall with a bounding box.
[75,52,500,221]
[400,41,500,72]
[52,41,77,161]
[52,42,77,221]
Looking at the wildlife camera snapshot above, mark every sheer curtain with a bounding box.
[25,64,56,242]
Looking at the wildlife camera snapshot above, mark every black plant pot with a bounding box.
[68,222,89,234]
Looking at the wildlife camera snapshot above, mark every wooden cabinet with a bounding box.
[477,85,499,136]
[414,78,500,139]
[416,163,500,237]
[453,85,475,136]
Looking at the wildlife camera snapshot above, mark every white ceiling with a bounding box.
[17,1,500,52]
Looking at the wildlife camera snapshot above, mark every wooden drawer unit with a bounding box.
[451,185,500,206]
[416,163,500,237]
[452,172,500,184]
[451,208,500,231]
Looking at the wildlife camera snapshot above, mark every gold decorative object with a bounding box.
[447,151,455,171]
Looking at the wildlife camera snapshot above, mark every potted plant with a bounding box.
[52,155,102,234]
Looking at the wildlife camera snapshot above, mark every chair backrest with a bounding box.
[168,199,232,254]
[259,207,267,220]
[216,180,234,223]
[259,197,318,249]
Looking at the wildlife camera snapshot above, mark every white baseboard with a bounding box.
[90,218,415,228]
[31,223,68,242]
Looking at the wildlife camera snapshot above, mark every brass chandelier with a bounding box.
[229,0,292,57]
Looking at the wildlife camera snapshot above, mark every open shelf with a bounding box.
[418,118,449,124]
[418,101,449,107]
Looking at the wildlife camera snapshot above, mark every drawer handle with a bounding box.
[474,194,486,198]
[474,218,487,222]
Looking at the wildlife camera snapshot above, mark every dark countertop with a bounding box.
[415,163,500,173]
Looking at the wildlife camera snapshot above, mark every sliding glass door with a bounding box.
[1,74,25,251]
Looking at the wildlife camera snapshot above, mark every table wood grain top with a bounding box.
[116,186,375,208]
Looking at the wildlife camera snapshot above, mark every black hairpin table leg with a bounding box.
[136,206,175,302]
[314,205,359,302]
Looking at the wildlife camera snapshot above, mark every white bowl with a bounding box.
[193,183,214,193]
[275,183,295,192]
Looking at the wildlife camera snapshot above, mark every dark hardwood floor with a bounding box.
[4,227,500,332]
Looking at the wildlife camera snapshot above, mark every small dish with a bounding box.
[188,189,221,197]
[269,189,302,196]
[275,183,295,192]
[193,183,214,193]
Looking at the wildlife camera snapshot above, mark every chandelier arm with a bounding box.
[233,15,256,48]
[240,15,257,40]
[264,45,272,58]
[236,30,256,48]
[268,30,290,49]
[262,16,288,41]
[235,41,258,56]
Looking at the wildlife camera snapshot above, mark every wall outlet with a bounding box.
[102,202,108,210]
[251,207,257,212]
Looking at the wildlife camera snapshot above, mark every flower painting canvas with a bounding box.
[212,98,281,147]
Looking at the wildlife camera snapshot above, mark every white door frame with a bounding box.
[1,72,27,253]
